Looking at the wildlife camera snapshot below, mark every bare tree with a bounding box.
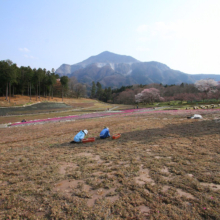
[74,83,86,98]
[68,76,78,97]
[132,84,143,95]
[116,89,135,104]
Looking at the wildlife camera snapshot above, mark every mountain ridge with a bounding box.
[56,51,220,87]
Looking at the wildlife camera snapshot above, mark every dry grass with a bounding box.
[0,109,220,219]
[0,96,125,124]
[0,95,115,108]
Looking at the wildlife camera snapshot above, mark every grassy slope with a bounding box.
[0,108,220,219]
[0,95,132,124]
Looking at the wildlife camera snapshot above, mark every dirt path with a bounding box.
[6,108,220,128]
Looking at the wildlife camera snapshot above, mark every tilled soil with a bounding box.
[0,110,220,219]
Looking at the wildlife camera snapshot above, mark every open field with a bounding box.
[0,99,220,219]
[0,96,128,125]
[0,95,99,107]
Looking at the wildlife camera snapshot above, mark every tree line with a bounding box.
[0,59,86,102]
[90,81,112,102]
[92,80,220,105]
[1,59,219,105]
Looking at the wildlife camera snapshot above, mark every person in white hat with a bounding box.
[70,130,88,143]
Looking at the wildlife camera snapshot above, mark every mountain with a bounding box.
[56,51,139,76]
[56,51,220,87]
[77,51,139,67]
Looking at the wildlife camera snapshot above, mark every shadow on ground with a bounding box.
[0,102,71,116]
[55,119,220,148]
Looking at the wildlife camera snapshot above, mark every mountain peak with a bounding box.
[99,51,113,55]
[77,51,139,67]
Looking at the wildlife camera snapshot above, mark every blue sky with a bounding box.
[0,0,220,74]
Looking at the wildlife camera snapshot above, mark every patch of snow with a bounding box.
[96,63,107,68]
[127,69,132,75]
[109,63,115,70]
[122,69,132,76]
[95,63,115,70]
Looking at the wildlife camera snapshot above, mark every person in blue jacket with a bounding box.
[70,130,88,143]
[100,127,110,139]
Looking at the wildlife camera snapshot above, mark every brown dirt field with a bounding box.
[0,95,98,107]
[0,109,220,219]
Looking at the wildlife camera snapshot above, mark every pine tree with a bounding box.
[96,82,103,99]
[91,81,96,98]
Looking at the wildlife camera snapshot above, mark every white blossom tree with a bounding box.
[135,88,164,104]
[194,79,218,101]
[194,79,218,93]
[134,92,142,103]
[216,81,220,101]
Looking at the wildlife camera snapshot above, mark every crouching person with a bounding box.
[100,127,110,139]
[70,130,88,143]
